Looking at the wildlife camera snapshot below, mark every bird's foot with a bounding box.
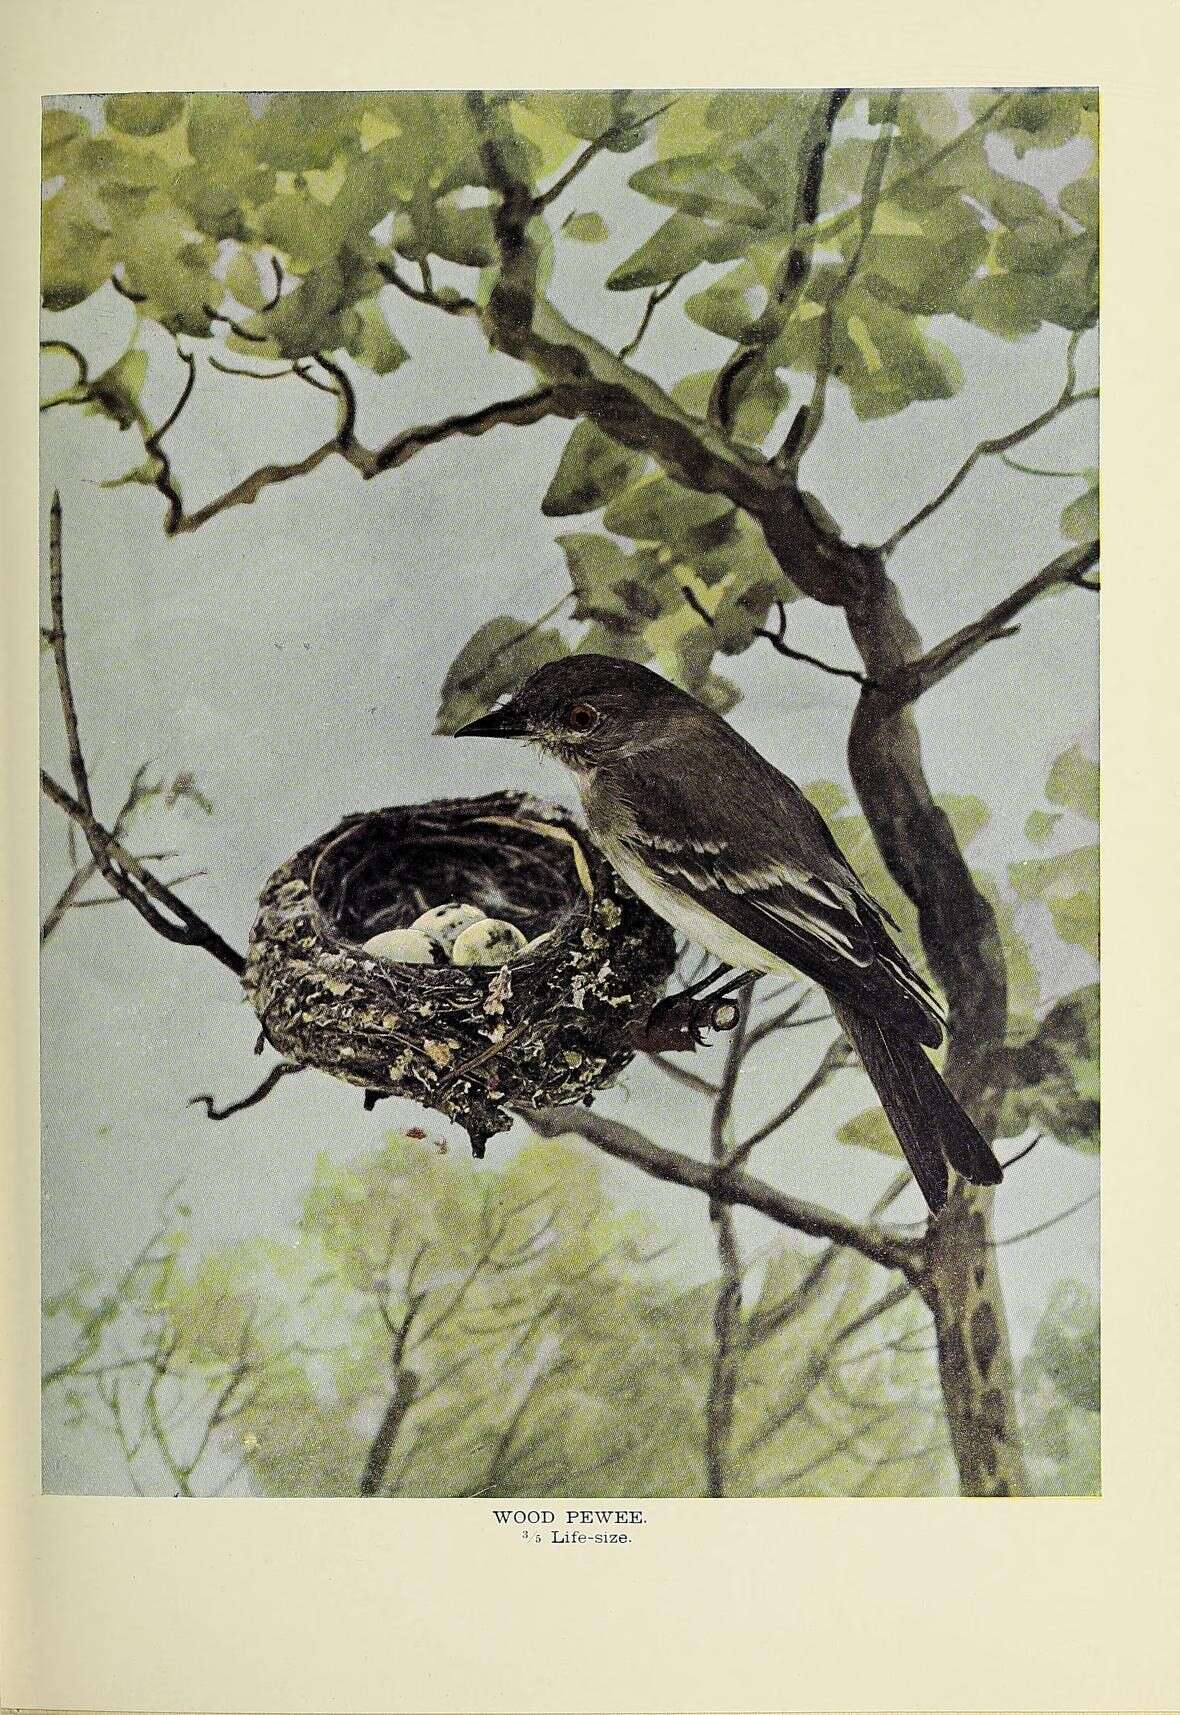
[632,989,745,1053]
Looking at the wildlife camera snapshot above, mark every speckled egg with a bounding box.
[450,918,529,967]
[362,928,439,964]
[411,901,488,955]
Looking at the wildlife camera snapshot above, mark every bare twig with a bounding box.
[41,504,245,971]
[881,540,1100,705]
[168,384,557,534]
[881,333,1098,556]
[374,254,479,318]
[680,584,868,687]
[728,1030,854,1168]
[988,1189,1098,1248]
[647,1054,719,1098]
[1000,1133,1043,1170]
[703,993,752,1495]
[188,1062,303,1119]
[618,278,682,360]
[535,96,679,212]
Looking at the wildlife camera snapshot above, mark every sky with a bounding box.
[38,94,1099,1493]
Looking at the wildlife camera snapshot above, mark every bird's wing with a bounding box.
[602,746,946,1045]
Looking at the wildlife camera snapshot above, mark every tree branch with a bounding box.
[42,769,245,975]
[169,382,558,533]
[727,1030,854,1169]
[781,90,899,472]
[880,540,1100,706]
[680,584,868,686]
[618,278,682,360]
[704,994,752,1495]
[708,88,849,435]
[522,1104,922,1280]
[41,500,246,974]
[881,342,1098,556]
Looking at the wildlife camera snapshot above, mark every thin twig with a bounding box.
[188,1062,303,1120]
[618,278,682,360]
[881,335,1098,556]
[728,1030,854,1168]
[988,1189,1098,1248]
[535,96,680,211]
[680,583,867,687]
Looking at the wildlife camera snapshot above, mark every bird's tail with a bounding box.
[832,1002,1003,1214]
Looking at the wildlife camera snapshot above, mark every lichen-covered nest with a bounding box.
[242,791,677,1154]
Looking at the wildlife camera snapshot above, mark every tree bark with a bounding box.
[843,559,1028,1496]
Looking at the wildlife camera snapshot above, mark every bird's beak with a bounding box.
[451,700,531,739]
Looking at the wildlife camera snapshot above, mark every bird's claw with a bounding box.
[632,990,742,1053]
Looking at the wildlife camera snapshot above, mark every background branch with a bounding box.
[523,1104,922,1280]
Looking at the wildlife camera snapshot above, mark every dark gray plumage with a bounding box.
[455,654,1003,1211]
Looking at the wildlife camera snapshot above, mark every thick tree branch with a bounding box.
[523,1105,922,1281]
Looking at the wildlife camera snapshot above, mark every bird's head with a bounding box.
[452,654,691,770]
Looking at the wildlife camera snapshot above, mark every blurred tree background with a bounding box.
[40,89,1098,1497]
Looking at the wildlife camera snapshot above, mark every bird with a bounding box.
[454,653,1002,1212]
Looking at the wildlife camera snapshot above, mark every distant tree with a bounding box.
[40,89,1099,1495]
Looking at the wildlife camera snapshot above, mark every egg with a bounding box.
[519,930,555,958]
[411,901,488,956]
[362,928,439,965]
[450,918,529,967]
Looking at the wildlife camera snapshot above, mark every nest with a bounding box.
[241,791,678,1155]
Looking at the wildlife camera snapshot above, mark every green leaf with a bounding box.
[86,347,148,431]
[542,422,647,518]
[342,298,409,376]
[1061,475,1098,545]
[225,250,268,312]
[1025,809,1063,845]
[556,534,654,633]
[607,212,745,291]
[1045,744,1099,822]
[42,109,89,175]
[1010,845,1099,960]
[603,474,733,544]
[562,211,609,244]
[1000,985,1099,1150]
[938,793,990,850]
[105,94,186,137]
[435,617,570,735]
[836,1104,902,1160]
[1029,1281,1100,1412]
[101,459,160,490]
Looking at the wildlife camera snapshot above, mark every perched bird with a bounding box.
[454,654,1002,1213]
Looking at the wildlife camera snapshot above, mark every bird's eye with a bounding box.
[567,702,601,734]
